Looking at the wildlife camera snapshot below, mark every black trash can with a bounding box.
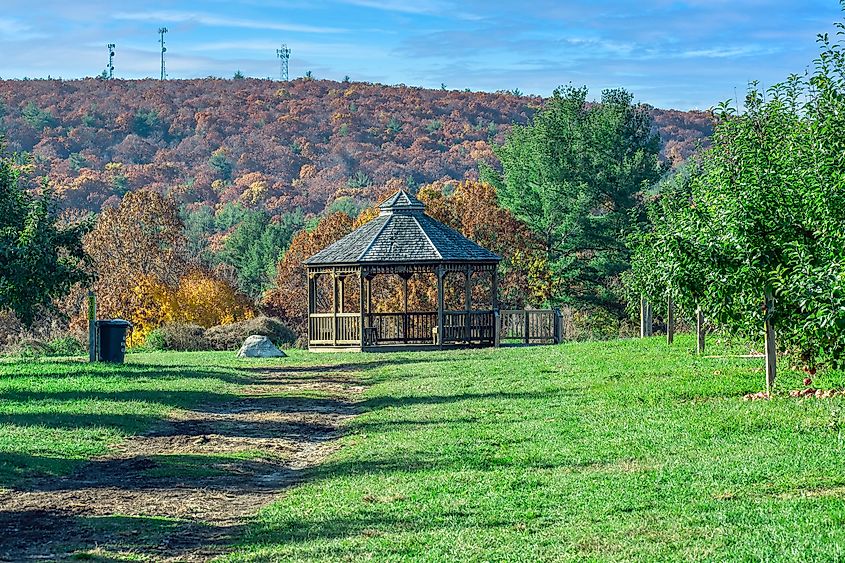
[96,319,132,363]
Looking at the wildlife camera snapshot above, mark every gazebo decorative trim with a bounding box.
[304,189,501,351]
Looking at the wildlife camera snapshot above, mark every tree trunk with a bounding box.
[696,307,705,355]
[666,291,675,345]
[764,292,777,395]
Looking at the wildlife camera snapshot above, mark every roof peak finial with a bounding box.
[378,188,424,215]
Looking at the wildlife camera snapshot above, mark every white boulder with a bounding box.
[236,335,286,358]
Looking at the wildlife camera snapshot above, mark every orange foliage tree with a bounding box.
[360,180,556,312]
[74,190,253,342]
[78,190,189,327]
[417,179,554,308]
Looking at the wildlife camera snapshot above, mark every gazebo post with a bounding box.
[332,269,338,346]
[437,266,445,349]
[492,268,500,346]
[338,275,344,314]
[464,265,472,343]
[307,271,315,345]
[400,272,412,344]
[365,276,371,314]
[403,275,408,344]
[359,268,366,350]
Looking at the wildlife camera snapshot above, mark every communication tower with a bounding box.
[159,27,168,80]
[276,44,291,81]
[106,44,115,79]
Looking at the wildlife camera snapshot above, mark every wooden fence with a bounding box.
[498,309,562,345]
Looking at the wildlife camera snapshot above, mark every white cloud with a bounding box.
[679,46,778,59]
[112,10,347,34]
[337,0,444,14]
[0,17,45,40]
[336,0,483,20]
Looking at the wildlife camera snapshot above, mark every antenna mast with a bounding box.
[106,44,115,79]
[276,43,290,81]
[159,27,168,80]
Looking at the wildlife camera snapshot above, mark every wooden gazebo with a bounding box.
[304,190,501,351]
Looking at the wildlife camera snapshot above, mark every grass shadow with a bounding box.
[0,452,85,486]
[4,451,307,493]
[0,388,238,407]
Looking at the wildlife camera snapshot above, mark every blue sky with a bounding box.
[0,0,841,109]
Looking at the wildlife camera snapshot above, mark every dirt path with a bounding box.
[0,366,366,561]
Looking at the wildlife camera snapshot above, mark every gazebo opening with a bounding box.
[304,190,501,351]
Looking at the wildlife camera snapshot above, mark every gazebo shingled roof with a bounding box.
[304,190,501,266]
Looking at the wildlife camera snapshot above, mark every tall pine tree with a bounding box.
[484,86,664,312]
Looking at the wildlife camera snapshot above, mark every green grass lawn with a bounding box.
[5,337,845,561]
[228,336,845,562]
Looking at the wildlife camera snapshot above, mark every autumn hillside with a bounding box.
[0,78,712,217]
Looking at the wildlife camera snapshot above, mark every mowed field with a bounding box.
[3,336,845,561]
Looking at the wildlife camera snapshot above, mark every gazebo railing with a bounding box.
[364,310,496,345]
[309,309,560,347]
[367,312,438,343]
[309,313,361,345]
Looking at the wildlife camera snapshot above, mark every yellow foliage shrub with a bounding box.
[511,249,560,305]
[173,270,255,327]
[129,270,255,344]
[129,275,175,343]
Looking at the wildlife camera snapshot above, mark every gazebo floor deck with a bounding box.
[309,342,495,353]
